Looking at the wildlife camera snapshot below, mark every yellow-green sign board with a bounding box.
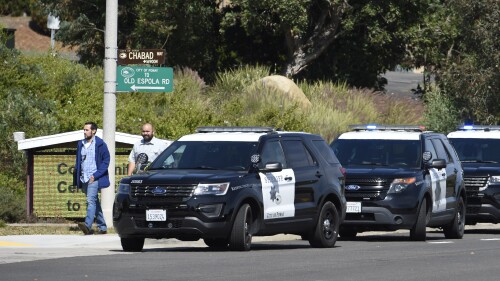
[33,154,130,218]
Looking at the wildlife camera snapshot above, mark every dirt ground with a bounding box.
[1,16,75,55]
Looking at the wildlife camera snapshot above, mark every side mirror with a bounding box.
[429,159,446,169]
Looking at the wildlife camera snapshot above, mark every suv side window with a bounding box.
[312,139,339,165]
[282,139,316,168]
[260,140,287,168]
[441,138,458,163]
[424,138,438,162]
[432,139,451,162]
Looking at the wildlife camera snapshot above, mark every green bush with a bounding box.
[423,88,460,133]
[0,0,30,16]
[300,81,425,143]
[0,173,26,223]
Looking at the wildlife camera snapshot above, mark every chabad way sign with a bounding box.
[117,66,173,93]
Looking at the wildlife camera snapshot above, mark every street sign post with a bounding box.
[118,49,166,65]
[117,66,173,93]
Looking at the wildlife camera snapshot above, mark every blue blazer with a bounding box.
[73,136,111,189]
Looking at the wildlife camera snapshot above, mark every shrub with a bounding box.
[0,0,30,16]
[423,88,460,133]
[0,173,26,222]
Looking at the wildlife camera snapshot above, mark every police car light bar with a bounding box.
[196,126,276,133]
[349,124,425,132]
[458,125,500,131]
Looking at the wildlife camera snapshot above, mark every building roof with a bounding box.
[17,129,146,151]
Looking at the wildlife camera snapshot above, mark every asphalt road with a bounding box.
[383,70,424,98]
[1,224,499,281]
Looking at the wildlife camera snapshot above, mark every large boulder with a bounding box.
[254,75,311,108]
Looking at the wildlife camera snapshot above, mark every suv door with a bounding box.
[430,137,458,213]
[424,138,447,213]
[258,140,296,221]
[281,138,320,223]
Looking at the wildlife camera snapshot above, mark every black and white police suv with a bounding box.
[114,127,346,251]
[448,125,500,224]
[330,124,466,241]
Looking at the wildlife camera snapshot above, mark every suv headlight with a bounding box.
[118,183,130,194]
[489,176,500,184]
[194,183,230,196]
[388,177,416,193]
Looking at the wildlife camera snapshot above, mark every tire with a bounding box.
[309,201,339,248]
[229,204,253,251]
[121,237,145,252]
[443,196,465,239]
[339,227,358,240]
[204,238,228,249]
[410,199,428,241]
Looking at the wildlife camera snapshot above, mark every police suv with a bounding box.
[114,127,346,251]
[330,125,466,241]
[448,125,500,224]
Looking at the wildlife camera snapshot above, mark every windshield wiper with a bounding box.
[190,166,219,170]
[461,160,498,163]
[359,161,388,166]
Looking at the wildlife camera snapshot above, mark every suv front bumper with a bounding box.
[342,192,420,230]
[466,184,500,223]
[113,194,233,240]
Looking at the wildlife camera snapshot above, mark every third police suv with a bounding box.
[330,124,466,241]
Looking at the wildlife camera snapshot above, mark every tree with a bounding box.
[36,0,138,66]
[435,0,499,124]
[222,1,435,88]
[36,0,437,89]
[130,0,222,79]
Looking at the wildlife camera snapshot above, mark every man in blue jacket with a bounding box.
[73,122,110,235]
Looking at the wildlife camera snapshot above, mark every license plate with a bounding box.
[146,209,167,221]
[346,202,362,213]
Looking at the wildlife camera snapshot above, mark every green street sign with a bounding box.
[117,66,173,92]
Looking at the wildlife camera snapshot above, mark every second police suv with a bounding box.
[113,127,346,251]
[448,125,500,224]
[330,124,466,241]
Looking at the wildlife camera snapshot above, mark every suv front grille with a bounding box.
[345,177,391,200]
[464,176,488,195]
[131,185,196,203]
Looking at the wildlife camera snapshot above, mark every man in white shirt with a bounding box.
[128,123,169,176]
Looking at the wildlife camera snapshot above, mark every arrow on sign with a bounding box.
[130,85,166,91]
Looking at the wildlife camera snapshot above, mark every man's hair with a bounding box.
[85,122,98,131]
[143,123,154,131]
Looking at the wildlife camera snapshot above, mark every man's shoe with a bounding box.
[96,230,107,235]
[77,222,93,235]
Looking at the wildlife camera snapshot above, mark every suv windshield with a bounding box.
[448,138,500,164]
[331,139,422,168]
[150,141,258,171]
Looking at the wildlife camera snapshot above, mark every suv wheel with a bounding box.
[443,196,465,239]
[204,238,228,249]
[410,199,428,241]
[121,237,145,252]
[309,201,339,248]
[229,203,253,251]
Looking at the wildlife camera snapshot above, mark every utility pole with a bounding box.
[102,0,118,227]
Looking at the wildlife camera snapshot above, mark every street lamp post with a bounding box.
[47,13,60,50]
